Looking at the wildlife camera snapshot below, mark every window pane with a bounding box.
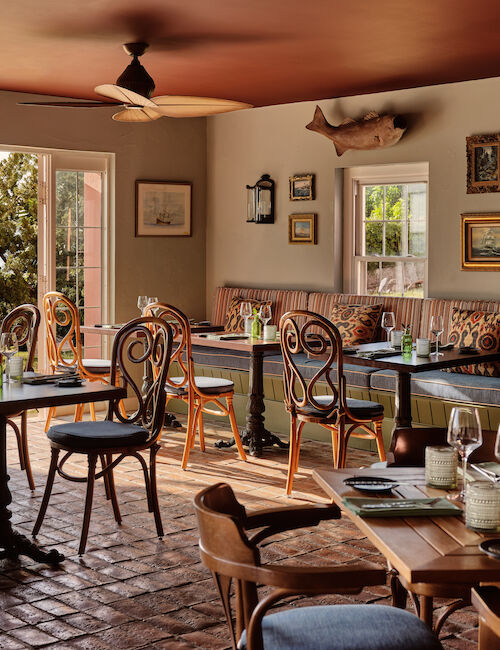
[385,185,404,220]
[408,183,427,257]
[403,261,425,297]
[364,186,384,220]
[385,221,402,256]
[366,262,381,295]
[365,222,383,255]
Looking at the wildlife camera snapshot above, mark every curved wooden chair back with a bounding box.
[107,316,172,440]
[43,291,84,373]
[279,309,345,418]
[143,302,193,394]
[1,304,40,371]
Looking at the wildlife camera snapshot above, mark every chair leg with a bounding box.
[20,412,35,491]
[32,447,60,536]
[100,454,111,499]
[182,403,200,470]
[285,417,298,496]
[374,420,386,462]
[45,407,55,432]
[79,454,98,555]
[337,420,347,468]
[227,395,246,461]
[89,402,96,422]
[198,407,205,452]
[294,421,304,473]
[330,426,339,468]
[118,400,127,419]
[105,453,121,525]
[74,403,84,422]
[149,444,164,538]
[8,419,24,469]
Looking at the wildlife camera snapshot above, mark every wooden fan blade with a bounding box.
[95,84,157,108]
[112,107,162,122]
[151,95,252,118]
[18,101,121,107]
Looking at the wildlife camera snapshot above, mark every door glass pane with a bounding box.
[55,171,103,357]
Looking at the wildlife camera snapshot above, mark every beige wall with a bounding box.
[206,76,500,314]
[0,90,207,323]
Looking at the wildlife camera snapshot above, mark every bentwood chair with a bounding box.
[195,483,443,650]
[280,310,386,494]
[33,316,172,555]
[43,291,122,430]
[144,302,246,469]
[1,304,40,489]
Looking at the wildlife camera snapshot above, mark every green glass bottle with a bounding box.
[251,308,262,339]
[402,325,413,355]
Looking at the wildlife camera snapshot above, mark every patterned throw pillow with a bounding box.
[442,308,500,377]
[224,297,272,333]
[330,303,383,345]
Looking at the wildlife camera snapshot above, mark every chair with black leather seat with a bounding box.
[144,302,246,469]
[32,316,172,555]
[472,586,500,650]
[43,291,124,429]
[280,310,386,495]
[1,304,40,489]
[195,482,443,650]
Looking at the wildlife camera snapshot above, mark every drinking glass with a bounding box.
[494,424,500,463]
[447,406,482,501]
[0,333,18,383]
[137,295,148,313]
[430,315,444,356]
[259,304,272,327]
[381,312,395,345]
[239,302,252,334]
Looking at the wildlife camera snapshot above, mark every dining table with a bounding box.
[0,378,126,564]
[333,341,500,433]
[190,333,287,456]
[313,465,500,633]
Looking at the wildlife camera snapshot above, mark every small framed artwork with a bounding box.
[466,134,500,193]
[135,180,192,237]
[288,213,317,245]
[289,174,315,200]
[461,213,500,270]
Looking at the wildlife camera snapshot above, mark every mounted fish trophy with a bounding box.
[306,105,406,156]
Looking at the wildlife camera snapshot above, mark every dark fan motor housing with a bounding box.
[116,42,155,98]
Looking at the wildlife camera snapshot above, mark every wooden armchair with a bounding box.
[279,310,386,494]
[195,482,443,650]
[1,304,40,489]
[472,586,500,650]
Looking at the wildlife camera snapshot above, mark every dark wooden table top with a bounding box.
[338,342,500,373]
[313,466,500,587]
[0,381,126,415]
[190,333,281,353]
[81,323,224,336]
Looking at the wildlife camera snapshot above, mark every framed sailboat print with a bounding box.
[135,180,192,237]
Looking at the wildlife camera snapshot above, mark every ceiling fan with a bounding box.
[19,41,252,122]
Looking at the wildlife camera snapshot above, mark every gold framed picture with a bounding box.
[288,213,317,245]
[135,180,192,237]
[289,174,315,200]
[461,213,500,270]
[466,134,500,193]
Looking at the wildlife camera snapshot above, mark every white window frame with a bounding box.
[0,144,115,369]
[343,163,429,297]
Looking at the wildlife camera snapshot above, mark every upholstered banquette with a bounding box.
[169,287,500,450]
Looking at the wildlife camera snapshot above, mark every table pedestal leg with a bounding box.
[393,371,412,431]
[215,349,288,457]
[0,415,64,563]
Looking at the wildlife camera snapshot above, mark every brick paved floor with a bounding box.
[0,413,478,648]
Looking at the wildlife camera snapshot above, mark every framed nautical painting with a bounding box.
[461,213,500,270]
[288,213,317,244]
[466,134,500,193]
[135,180,192,237]
[289,174,315,200]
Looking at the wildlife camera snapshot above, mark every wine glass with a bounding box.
[430,315,444,356]
[381,312,395,345]
[447,406,482,501]
[259,304,272,327]
[148,297,159,305]
[239,301,252,334]
[0,332,18,384]
[137,295,148,314]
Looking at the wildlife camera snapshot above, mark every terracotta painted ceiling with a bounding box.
[4,0,500,107]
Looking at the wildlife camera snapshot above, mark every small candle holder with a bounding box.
[425,445,458,489]
[416,338,431,357]
[466,481,500,532]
